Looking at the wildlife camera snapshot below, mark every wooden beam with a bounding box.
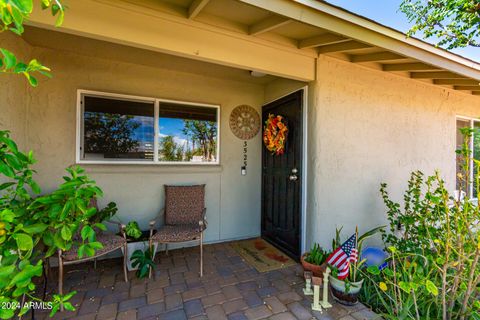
[454,86,480,91]
[434,79,480,85]
[350,52,406,63]
[249,15,292,35]
[410,72,467,79]
[383,63,441,72]
[298,33,347,49]
[317,40,372,54]
[188,0,210,19]
[473,92,480,96]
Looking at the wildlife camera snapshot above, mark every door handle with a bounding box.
[289,175,298,181]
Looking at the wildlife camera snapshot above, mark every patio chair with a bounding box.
[57,199,128,309]
[149,184,207,277]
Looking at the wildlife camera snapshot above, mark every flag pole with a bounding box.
[353,226,359,281]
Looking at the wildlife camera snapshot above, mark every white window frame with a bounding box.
[76,89,221,165]
[456,115,479,197]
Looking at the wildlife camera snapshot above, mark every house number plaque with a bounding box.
[229,105,259,176]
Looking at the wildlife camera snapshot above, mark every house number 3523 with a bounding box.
[241,141,247,176]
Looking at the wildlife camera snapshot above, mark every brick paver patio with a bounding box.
[35,241,380,320]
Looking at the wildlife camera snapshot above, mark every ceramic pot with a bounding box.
[300,253,328,277]
[329,275,364,305]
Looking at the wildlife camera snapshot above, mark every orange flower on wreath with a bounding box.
[263,114,288,155]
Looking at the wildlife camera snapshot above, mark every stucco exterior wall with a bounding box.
[307,55,480,249]
[3,37,265,244]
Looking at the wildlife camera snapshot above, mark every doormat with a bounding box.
[230,238,296,273]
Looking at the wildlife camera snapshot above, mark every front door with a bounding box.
[261,90,303,260]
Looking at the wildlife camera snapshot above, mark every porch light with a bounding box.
[250,70,266,77]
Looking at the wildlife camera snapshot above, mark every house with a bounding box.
[2,0,480,260]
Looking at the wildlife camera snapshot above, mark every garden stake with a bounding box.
[311,284,322,312]
[303,271,313,295]
[320,267,332,308]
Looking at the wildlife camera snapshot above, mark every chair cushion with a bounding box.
[151,224,201,243]
[164,185,205,225]
[62,233,126,261]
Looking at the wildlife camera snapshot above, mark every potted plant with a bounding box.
[329,260,366,305]
[130,246,156,279]
[122,221,158,271]
[328,226,384,305]
[301,243,330,277]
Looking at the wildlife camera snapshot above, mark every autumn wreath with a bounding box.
[263,114,288,155]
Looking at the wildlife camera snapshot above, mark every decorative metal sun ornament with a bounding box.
[229,105,261,140]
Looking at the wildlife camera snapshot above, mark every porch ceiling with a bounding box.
[26,0,480,96]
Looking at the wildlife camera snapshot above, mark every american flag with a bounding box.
[327,234,358,280]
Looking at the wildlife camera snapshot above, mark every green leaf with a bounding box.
[0,265,16,278]
[3,153,22,170]
[0,48,17,69]
[29,180,41,194]
[0,160,15,178]
[84,245,95,257]
[78,244,85,258]
[425,280,438,296]
[88,241,103,250]
[94,223,107,231]
[367,265,380,275]
[63,290,77,301]
[41,0,51,10]
[10,0,34,13]
[0,209,15,222]
[398,281,411,293]
[0,307,15,319]
[382,267,394,277]
[14,233,33,251]
[81,225,94,241]
[23,223,48,234]
[0,182,15,190]
[9,263,42,288]
[55,10,64,27]
[53,233,66,250]
[26,74,38,87]
[43,232,54,246]
[63,302,75,311]
[61,225,72,240]
[0,135,19,152]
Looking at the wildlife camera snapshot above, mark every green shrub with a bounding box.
[361,129,480,320]
[0,130,109,318]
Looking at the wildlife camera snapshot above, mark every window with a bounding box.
[456,116,480,197]
[78,91,219,164]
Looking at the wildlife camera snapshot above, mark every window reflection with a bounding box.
[83,96,154,161]
[158,103,218,163]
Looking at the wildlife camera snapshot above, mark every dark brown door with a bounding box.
[261,90,303,260]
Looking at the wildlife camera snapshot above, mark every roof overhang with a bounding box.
[25,0,480,96]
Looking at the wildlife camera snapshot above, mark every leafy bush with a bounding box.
[0,131,110,318]
[28,166,108,258]
[361,129,480,320]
